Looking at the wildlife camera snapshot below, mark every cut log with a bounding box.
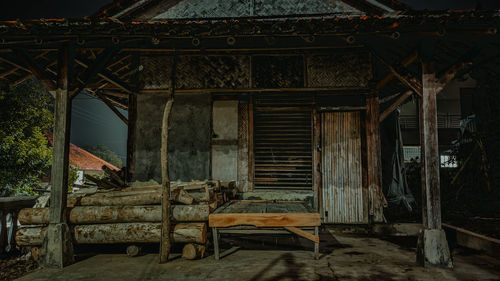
[18,204,210,225]
[16,222,207,246]
[126,245,141,257]
[79,191,161,206]
[182,243,206,260]
[172,189,194,205]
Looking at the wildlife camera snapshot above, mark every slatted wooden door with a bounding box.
[253,95,313,190]
[321,111,367,223]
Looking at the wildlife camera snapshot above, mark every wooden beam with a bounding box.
[375,53,422,96]
[420,61,441,230]
[13,49,56,91]
[379,90,413,122]
[284,226,319,243]
[375,50,418,91]
[75,58,133,94]
[436,61,470,93]
[140,87,370,94]
[72,48,117,97]
[96,92,128,125]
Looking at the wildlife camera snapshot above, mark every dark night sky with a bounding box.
[1,0,498,164]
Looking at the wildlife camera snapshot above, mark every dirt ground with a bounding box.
[14,228,500,281]
[0,254,38,281]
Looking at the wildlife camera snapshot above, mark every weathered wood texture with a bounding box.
[209,213,321,227]
[160,97,174,263]
[284,226,319,243]
[126,245,141,257]
[49,51,71,224]
[126,92,137,182]
[18,204,210,225]
[182,243,206,260]
[365,95,385,222]
[16,222,207,246]
[420,61,441,229]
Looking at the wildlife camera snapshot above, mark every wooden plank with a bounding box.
[420,61,441,229]
[284,226,319,243]
[209,213,321,227]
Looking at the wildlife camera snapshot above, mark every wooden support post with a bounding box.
[212,227,220,260]
[421,62,441,229]
[416,61,452,268]
[314,226,319,260]
[41,46,74,268]
[126,56,139,182]
[159,57,176,264]
[365,95,385,222]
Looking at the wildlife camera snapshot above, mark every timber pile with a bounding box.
[83,165,128,190]
[16,180,237,260]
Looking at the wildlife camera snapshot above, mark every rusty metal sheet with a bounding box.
[321,111,366,223]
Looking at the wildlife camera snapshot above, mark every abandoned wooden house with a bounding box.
[0,0,499,271]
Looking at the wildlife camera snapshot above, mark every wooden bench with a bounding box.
[209,200,321,260]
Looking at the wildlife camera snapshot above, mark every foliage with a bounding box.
[68,164,80,191]
[83,144,123,168]
[0,79,53,196]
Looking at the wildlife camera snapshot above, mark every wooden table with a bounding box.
[209,200,321,260]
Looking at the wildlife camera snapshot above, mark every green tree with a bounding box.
[0,79,53,196]
[83,144,123,168]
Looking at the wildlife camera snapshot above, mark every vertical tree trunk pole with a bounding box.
[160,57,176,263]
[160,99,173,263]
[416,61,452,268]
[42,45,74,268]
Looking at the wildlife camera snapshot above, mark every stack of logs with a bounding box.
[16,180,236,260]
[84,165,127,190]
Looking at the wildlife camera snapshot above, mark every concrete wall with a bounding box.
[211,100,238,182]
[135,93,211,183]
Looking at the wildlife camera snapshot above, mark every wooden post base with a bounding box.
[41,223,74,268]
[416,229,452,268]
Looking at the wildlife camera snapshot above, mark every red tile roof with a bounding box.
[46,132,120,171]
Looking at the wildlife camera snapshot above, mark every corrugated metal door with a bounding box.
[253,94,313,190]
[321,111,366,223]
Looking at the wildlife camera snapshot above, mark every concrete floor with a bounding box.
[17,229,500,281]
